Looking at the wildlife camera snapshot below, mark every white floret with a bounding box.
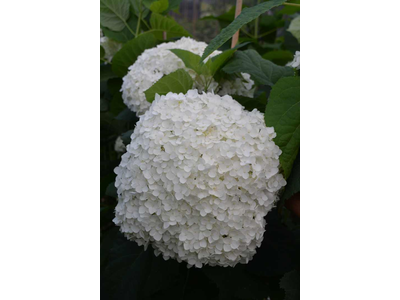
[286,51,300,70]
[100,29,122,63]
[114,136,126,153]
[113,90,286,268]
[121,37,254,115]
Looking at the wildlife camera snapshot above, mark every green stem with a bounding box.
[240,29,255,39]
[257,28,277,38]
[142,18,150,30]
[254,0,261,39]
[123,19,136,36]
[136,0,142,36]
[283,2,300,7]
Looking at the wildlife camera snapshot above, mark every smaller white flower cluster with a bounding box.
[287,51,300,70]
[114,90,286,268]
[100,29,122,63]
[114,136,126,153]
[218,73,255,98]
[121,37,255,116]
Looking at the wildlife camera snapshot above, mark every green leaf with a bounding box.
[280,270,300,300]
[130,0,150,18]
[149,13,190,39]
[281,153,300,201]
[101,14,138,43]
[115,108,138,121]
[101,46,105,59]
[209,43,249,76]
[167,0,182,10]
[287,15,300,42]
[223,50,294,86]
[277,0,300,15]
[200,0,286,61]
[105,182,118,198]
[233,92,267,112]
[112,32,158,77]
[265,77,300,178]
[110,92,126,116]
[150,0,169,13]
[144,69,193,102]
[101,64,118,82]
[100,0,131,31]
[209,49,235,75]
[262,50,294,66]
[169,49,202,74]
[121,129,134,146]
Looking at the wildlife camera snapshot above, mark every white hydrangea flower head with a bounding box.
[286,51,300,70]
[114,90,286,268]
[121,37,254,116]
[100,29,122,63]
[114,136,126,153]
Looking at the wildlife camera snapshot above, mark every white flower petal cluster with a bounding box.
[219,73,255,98]
[114,90,286,268]
[100,29,122,63]
[114,136,126,153]
[287,51,300,70]
[121,37,254,116]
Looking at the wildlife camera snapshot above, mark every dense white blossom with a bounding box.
[287,51,300,70]
[121,37,254,115]
[114,90,286,268]
[114,136,126,153]
[100,29,122,63]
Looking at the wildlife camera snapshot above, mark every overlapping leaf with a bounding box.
[100,0,131,31]
[265,76,300,178]
[149,13,190,39]
[144,69,193,102]
[112,32,158,77]
[223,50,294,86]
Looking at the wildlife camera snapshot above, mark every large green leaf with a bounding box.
[223,50,294,86]
[144,69,193,102]
[112,32,158,77]
[150,0,169,13]
[200,0,286,61]
[100,0,131,31]
[265,77,300,178]
[262,50,294,66]
[169,49,202,74]
[281,153,300,201]
[287,15,300,42]
[101,14,138,43]
[149,13,190,39]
